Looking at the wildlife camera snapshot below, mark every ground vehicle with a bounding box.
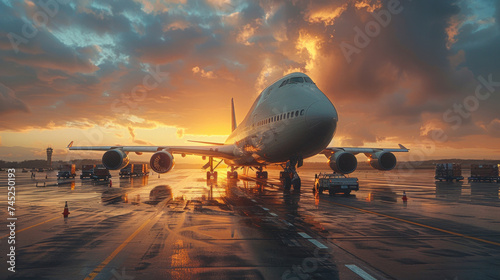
[313,173,359,195]
[80,164,95,179]
[120,164,149,177]
[435,163,464,182]
[57,164,76,179]
[91,165,111,181]
[468,164,500,183]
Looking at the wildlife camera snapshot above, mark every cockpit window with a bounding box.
[279,76,310,88]
[289,77,304,84]
[279,79,288,87]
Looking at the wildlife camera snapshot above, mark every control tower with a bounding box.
[46,147,53,169]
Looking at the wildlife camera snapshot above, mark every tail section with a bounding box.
[231,98,237,132]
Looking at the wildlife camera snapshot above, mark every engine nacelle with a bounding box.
[328,152,357,174]
[150,151,175,173]
[102,149,129,170]
[368,151,397,171]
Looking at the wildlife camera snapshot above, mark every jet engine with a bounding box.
[102,149,129,170]
[368,151,397,171]
[150,151,175,173]
[328,151,357,174]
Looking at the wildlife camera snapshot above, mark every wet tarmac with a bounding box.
[1,168,499,280]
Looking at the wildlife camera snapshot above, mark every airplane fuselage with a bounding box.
[224,73,338,166]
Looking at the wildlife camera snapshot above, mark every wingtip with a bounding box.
[398,144,408,150]
[67,141,74,148]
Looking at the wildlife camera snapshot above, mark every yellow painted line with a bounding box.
[330,202,500,247]
[0,216,60,239]
[84,217,153,280]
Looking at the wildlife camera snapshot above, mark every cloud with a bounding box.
[0,83,29,115]
[127,126,153,145]
[176,128,184,138]
[128,126,135,139]
[0,0,498,157]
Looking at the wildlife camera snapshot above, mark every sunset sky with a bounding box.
[0,0,499,163]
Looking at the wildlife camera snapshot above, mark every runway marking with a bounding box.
[298,232,328,249]
[269,212,278,217]
[330,202,500,247]
[251,199,257,203]
[84,217,153,280]
[345,264,377,280]
[260,206,269,211]
[0,216,60,239]
[282,219,294,227]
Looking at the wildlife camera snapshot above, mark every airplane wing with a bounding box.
[321,144,409,156]
[67,141,238,159]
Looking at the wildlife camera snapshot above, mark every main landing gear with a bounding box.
[206,156,222,182]
[279,158,302,192]
[205,157,239,181]
[256,167,268,179]
[227,166,238,180]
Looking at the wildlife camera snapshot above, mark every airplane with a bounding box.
[68,72,408,191]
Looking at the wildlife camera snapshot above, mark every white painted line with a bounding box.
[308,239,328,249]
[251,199,257,203]
[260,206,269,211]
[298,232,328,249]
[282,219,294,227]
[345,264,377,280]
[298,232,311,239]
[269,212,278,216]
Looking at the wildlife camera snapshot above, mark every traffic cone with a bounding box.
[402,191,408,203]
[62,201,70,218]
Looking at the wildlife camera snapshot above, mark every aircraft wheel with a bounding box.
[292,177,301,191]
[233,171,238,179]
[284,176,292,191]
[262,171,268,179]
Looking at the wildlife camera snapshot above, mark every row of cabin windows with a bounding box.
[279,76,314,88]
[256,109,305,127]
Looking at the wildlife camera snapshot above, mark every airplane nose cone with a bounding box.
[306,101,338,128]
[303,101,338,153]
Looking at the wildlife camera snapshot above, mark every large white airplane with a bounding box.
[68,72,408,190]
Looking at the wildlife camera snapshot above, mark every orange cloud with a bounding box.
[354,0,382,13]
[306,3,348,26]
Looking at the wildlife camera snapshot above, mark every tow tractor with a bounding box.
[313,172,359,196]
